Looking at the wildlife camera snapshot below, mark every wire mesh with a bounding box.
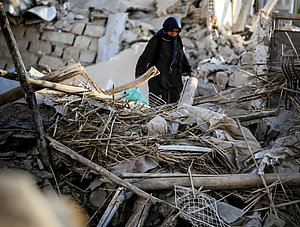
[174,186,230,227]
[148,92,166,107]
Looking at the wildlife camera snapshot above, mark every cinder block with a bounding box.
[74,36,91,49]
[52,44,65,57]
[11,25,26,40]
[72,22,86,35]
[63,46,80,61]
[38,55,65,70]
[41,31,75,45]
[29,39,52,55]
[89,38,98,50]
[79,49,96,63]
[84,24,105,37]
[17,40,29,50]
[20,51,39,69]
[25,26,41,41]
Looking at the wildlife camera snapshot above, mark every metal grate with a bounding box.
[174,186,229,227]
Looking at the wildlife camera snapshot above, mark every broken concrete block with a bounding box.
[241,51,255,65]
[218,45,236,59]
[154,0,182,17]
[228,69,250,87]
[96,13,128,62]
[204,34,218,55]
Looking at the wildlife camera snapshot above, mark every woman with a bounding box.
[135,16,195,106]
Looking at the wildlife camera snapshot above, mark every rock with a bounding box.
[240,51,255,65]
[228,68,250,87]
[89,187,107,207]
[218,45,236,59]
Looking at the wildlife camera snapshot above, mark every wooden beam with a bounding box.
[0,62,87,106]
[0,3,50,168]
[104,66,160,95]
[121,173,300,190]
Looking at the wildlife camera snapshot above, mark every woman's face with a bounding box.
[167,28,180,37]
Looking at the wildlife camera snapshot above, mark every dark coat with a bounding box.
[135,34,192,104]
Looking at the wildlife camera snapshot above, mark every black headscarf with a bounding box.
[156,17,182,73]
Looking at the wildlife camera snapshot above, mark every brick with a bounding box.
[72,22,86,35]
[16,40,29,50]
[63,46,80,61]
[79,49,96,63]
[20,51,39,69]
[2,48,12,59]
[54,20,73,32]
[89,38,98,50]
[0,59,7,69]
[29,39,52,55]
[0,33,6,45]
[41,31,75,45]
[52,44,65,57]
[25,26,41,41]
[84,24,105,37]
[73,36,91,49]
[38,55,65,70]
[11,26,26,39]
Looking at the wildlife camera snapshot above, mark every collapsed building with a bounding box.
[0,0,300,226]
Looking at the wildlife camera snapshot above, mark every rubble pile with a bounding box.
[0,0,300,227]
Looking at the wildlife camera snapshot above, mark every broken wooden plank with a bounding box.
[121,173,300,190]
[0,62,86,105]
[104,66,160,95]
[0,3,50,168]
[46,135,160,204]
[232,109,279,121]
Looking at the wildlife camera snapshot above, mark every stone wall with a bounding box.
[0,18,106,71]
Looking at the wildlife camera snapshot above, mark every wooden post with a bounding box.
[0,3,50,168]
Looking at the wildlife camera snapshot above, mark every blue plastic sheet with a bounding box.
[120,87,147,104]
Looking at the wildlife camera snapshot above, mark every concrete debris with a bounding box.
[96,13,128,62]
[1,0,300,227]
[144,116,168,136]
